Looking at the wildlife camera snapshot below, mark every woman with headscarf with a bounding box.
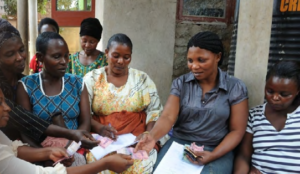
[0,19,99,149]
[66,18,107,77]
[135,31,249,173]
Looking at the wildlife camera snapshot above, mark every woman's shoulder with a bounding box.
[21,73,39,82]
[128,68,155,82]
[172,72,193,84]
[64,73,86,84]
[129,68,148,76]
[249,104,265,115]
[221,71,247,91]
[84,67,106,78]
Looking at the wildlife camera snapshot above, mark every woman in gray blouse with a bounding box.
[135,31,249,173]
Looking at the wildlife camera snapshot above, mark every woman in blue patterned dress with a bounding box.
[16,32,91,148]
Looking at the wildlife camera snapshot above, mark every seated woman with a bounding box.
[0,18,98,149]
[17,32,91,150]
[135,31,249,173]
[66,18,107,77]
[84,33,163,173]
[234,61,300,174]
[0,88,134,174]
[29,17,60,74]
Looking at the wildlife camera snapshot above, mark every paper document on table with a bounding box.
[90,133,137,160]
[154,142,204,174]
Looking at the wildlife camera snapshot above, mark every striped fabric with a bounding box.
[5,98,49,141]
[247,103,300,174]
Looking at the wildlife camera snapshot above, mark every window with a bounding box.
[52,0,95,26]
[177,0,236,23]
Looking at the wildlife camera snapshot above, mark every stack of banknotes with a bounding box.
[117,147,149,160]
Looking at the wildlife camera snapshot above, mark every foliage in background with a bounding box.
[0,0,48,16]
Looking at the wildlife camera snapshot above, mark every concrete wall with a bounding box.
[173,0,233,78]
[235,0,273,108]
[174,22,233,78]
[95,0,177,105]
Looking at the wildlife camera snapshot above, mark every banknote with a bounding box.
[183,143,204,163]
[117,147,149,160]
[94,134,114,148]
[52,155,73,166]
[53,141,81,166]
[66,141,82,156]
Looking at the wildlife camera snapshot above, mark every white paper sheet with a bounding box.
[90,133,137,160]
[154,142,204,174]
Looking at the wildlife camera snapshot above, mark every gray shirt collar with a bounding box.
[184,68,228,91]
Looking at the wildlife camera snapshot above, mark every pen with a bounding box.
[108,123,115,139]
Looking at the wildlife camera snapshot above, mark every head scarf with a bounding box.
[79,18,102,41]
[0,19,21,48]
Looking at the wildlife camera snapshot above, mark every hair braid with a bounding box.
[187,31,224,66]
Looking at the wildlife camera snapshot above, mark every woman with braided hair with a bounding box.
[135,31,249,173]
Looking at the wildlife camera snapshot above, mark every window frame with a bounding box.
[177,0,236,24]
[51,0,95,27]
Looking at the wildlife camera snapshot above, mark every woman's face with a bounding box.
[265,76,299,111]
[40,24,57,33]
[38,39,69,78]
[80,35,99,54]
[0,37,26,75]
[105,42,131,75]
[187,46,220,81]
[0,89,11,127]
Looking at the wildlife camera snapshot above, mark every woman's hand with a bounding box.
[48,147,69,162]
[248,166,262,174]
[70,129,100,149]
[104,154,134,173]
[134,133,156,154]
[98,124,118,140]
[48,147,75,167]
[186,150,215,165]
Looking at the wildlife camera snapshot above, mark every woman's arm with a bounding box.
[17,146,68,162]
[2,147,133,174]
[234,132,254,174]
[194,99,249,165]
[135,95,180,153]
[77,85,91,132]
[66,154,133,174]
[150,95,180,141]
[16,82,42,147]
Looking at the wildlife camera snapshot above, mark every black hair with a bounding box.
[266,61,300,89]
[38,18,59,34]
[187,31,224,66]
[36,32,65,55]
[106,33,133,52]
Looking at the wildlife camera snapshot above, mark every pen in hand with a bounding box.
[108,123,115,139]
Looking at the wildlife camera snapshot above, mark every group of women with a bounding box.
[0,16,300,174]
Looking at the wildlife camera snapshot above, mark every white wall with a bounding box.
[235,0,274,108]
[95,0,177,105]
